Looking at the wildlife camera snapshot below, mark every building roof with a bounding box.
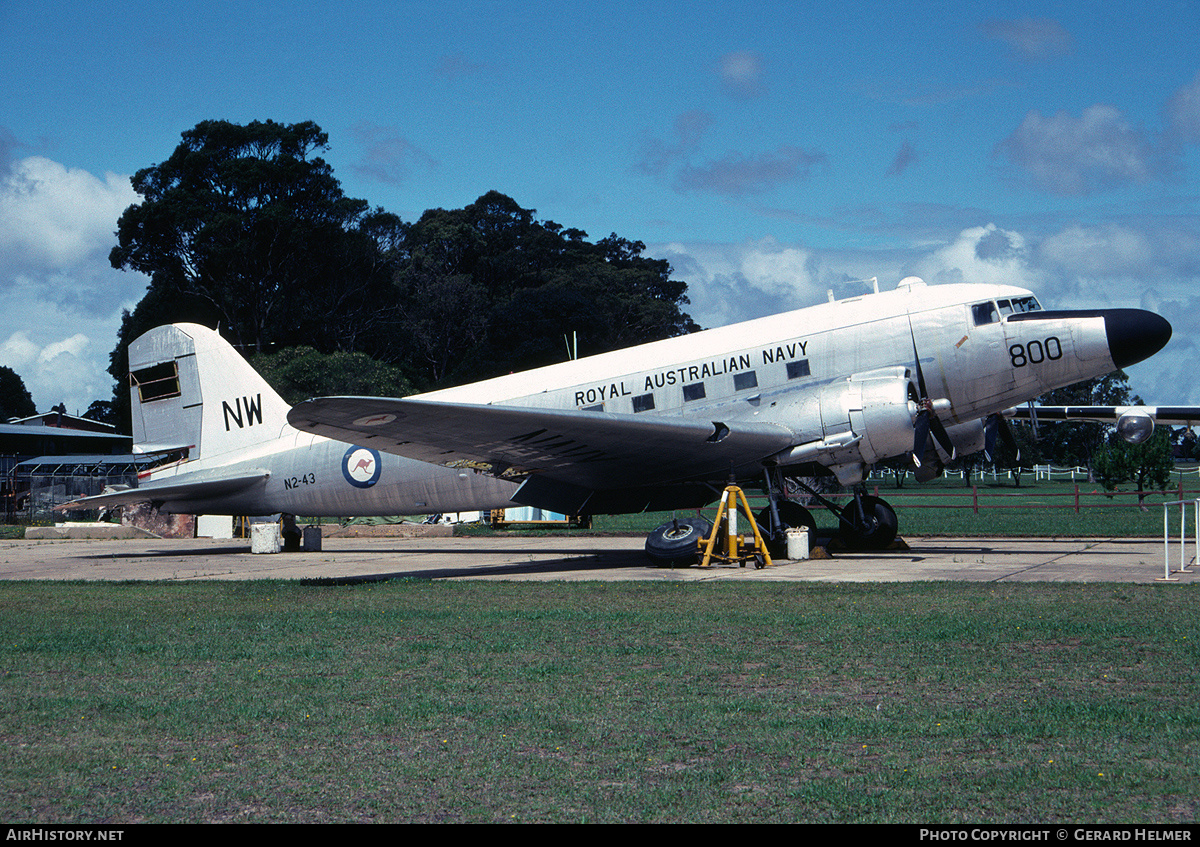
[12,454,158,476]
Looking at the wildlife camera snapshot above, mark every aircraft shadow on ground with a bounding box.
[299,551,659,585]
[75,543,660,582]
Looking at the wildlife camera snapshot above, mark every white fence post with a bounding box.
[1160,498,1199,581]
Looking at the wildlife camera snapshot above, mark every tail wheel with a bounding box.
[839,495,898,551]
[645,517,713,567]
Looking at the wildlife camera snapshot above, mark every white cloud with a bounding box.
[0,156,136,272]
[655,238,817,327]
[910,224,1044,290]
[674,145,826,197]
[0,328,110,417]
[1038,224,1154,279]
[0,331,40,367]
[979,18,1073,61]
[0,155,146,415]
[995,105,1158,195]
[719,51,766,100]
[1165,69,1200,146]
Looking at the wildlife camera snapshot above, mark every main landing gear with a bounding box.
[644,473,900,565]
[777,475,898,551]
[837,492,898,551]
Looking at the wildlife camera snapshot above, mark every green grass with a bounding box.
[2,580,1198,823]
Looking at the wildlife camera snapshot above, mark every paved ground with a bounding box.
[1,533,1197,584]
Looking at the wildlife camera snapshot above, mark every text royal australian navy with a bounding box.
[573,341,808,406]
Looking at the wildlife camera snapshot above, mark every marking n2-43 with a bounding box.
[222,394,263,431]
[284,473,316,490]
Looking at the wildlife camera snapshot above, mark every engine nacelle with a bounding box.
[773,368,918,480]
[843,372,921,464]
[1116,409,1155,444]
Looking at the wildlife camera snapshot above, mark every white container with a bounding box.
[250,522,281,554]
[785,527,810,560]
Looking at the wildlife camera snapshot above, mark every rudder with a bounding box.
[128,323,291,461]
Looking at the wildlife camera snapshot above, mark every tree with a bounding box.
[109,119,401,355]
[107,126,698,407]
[248,347,413,406]
[0,366,36,421]
[83,400,117,427]
[392,192,699,389]
[1036,370,1136,480]
[1093,428,1175,508]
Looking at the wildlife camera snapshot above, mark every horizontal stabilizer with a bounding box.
[288,396,796,490]
[61,469,271,510]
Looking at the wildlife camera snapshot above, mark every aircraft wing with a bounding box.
[60,469,271,510]
[288,396,797,492]
[1004,406,1200,426]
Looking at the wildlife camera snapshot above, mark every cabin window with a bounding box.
[130,361,181,402]
[733,371,758,391]
[971,301,999,326]
[582,404,604,412]
[632,393,655,413]
[683,382,706,402]
[786,360,810,380]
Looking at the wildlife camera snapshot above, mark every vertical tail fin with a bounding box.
[128,323,291,461]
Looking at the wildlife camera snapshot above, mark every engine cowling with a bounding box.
[773,368,919,483]
[1116,409,1155,444]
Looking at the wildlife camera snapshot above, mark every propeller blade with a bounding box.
[913,401,956,467]
[912,410,931,467]
[984,413,1020,464]
[929,412,956,459]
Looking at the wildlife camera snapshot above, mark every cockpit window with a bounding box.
[997,299,1014,315]
[1010,296,1041,313]
[971,301,999,326]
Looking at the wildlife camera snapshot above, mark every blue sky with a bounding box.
[2,0,1200,415]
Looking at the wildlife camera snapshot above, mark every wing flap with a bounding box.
[288,397,797,490]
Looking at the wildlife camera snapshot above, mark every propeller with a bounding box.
[909,327,955,469]
[983,413,1019,464]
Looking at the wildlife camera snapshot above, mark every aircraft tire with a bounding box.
[645,517,712,567]
[757,501,816,536]
[839,495,898,551]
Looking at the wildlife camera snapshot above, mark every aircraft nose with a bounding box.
[1105,309,1172,369]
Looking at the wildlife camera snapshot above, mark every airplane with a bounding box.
[68,275,1190,560]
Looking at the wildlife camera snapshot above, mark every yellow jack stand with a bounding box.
[698,484,773,569]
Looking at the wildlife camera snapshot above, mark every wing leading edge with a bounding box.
[1005,406,1200,426]
[288,396,797,512]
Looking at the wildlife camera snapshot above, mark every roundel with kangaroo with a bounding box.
[342,446,382,488]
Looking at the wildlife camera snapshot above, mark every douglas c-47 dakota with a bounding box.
[70,276,1193,560]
